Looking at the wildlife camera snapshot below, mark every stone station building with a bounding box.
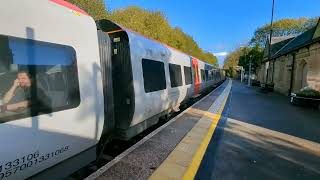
[258,18,320,95]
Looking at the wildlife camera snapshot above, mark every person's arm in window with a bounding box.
[6,101,30,111]
[0,100,30,112]
[3,79,19,103]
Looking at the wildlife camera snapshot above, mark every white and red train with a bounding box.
[0,0,225,179]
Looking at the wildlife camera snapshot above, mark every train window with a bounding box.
[184,66,192,85]
[201,69,205,82]
[0,35,80,123]
[169,63,182,87]
[142,59,166,93]
[205,70,209,81]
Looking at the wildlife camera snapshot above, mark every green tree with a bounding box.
[224,46,263,75]
[61,3,217,65]
[65,0,108,20]
[250,17,318,47]
[238,46,263,73]
[108,6,217,65]
[223,47,243,69]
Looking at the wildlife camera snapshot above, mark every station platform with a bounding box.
[86,79,320,180]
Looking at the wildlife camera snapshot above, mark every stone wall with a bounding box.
[273,55,292,95]
[256,64,265,83]
[305,43,320,91]
[258,42,320,95]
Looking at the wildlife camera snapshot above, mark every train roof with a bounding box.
[96,19,216,68]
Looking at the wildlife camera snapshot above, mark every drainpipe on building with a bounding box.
[272,60,275,84]
[265,63,269,85]
[288,53,296,96]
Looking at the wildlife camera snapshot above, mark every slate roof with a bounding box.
[263,36,295,60]
[264,18,320,61]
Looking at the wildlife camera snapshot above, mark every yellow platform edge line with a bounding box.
[182,82,231,180]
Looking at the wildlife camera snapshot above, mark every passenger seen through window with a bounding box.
[0,71,51,112]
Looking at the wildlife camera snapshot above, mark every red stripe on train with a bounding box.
[50,0,89,16]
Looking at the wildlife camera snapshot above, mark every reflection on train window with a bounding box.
[0,35,80,123]
[205,70,209,81]
[184,66,192,85]
[213,71,216,80]
[142,59,166,93]
[201,69,205,82]
[169,63,182,88]
[211,71,214,81]
[208,71,213,80]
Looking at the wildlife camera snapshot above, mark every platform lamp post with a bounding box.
[240,46,247,84]
[235,66,244,82]
[266,0,275,85]
[248,55,252,86]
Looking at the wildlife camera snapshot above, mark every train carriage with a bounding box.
[97,20,224,140]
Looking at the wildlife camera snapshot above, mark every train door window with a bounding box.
[205,70,209,81]
[169,63,182,87]
[142,58,166,93]
[0,35,80,123]
[184,66,192,85]
[201,69,205,82]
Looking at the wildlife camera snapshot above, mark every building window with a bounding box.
[184,66,192,85]
[169,63,182,87]
[201,69,205,82]
[142,59,166,92]
[0,35,80,123]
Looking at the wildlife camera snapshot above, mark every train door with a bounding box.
[96,30,115,155]
[192,58,200,95]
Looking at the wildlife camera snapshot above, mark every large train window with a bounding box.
[201,69,206,82]
[169,63,182,87]
[142,59,166,93]
[0,35,80,123]
[184,66,192,85]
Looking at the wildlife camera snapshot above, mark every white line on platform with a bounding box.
[85,80,228,180]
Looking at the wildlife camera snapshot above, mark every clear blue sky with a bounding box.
[105,0,319,66]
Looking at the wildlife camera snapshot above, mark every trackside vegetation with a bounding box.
[223,17,318,77]
[65,0,218,65]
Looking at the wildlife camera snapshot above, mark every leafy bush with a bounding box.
[296,87,320,98]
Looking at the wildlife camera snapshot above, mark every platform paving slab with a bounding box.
[195,80,320,180]
[150,80,232,180]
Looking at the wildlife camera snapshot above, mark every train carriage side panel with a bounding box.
[127,31,171,136]
[95,19,224,140]
[0,0,104,179]
[97,20,196,139]
[166,47,193,108]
